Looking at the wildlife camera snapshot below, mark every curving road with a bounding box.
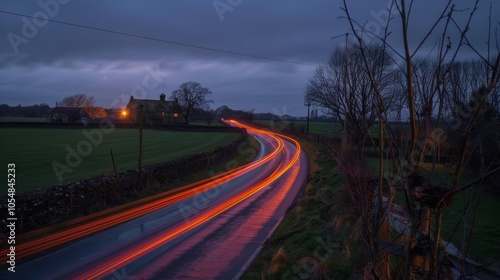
[1,121,308,280]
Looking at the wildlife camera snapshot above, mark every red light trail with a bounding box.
[2,121,304,279]
[77,121,301,279]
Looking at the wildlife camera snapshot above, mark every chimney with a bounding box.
[160,93,166,101]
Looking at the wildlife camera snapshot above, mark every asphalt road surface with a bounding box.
[1,121,308,280]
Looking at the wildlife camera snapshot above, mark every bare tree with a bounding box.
[58,93,107,119]
[59,93,95,108]
[338,0,500,279]
[305,44,396,152]
[445,60,488,117]
[171,81,213,124]
[84,107,108,119]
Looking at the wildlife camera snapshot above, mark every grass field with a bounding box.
[441,189,500,261]
[0,127,241,191]
[189,121,225,126]
[254,120,382,139]
[255,120,342,137]
[0,117,48,123]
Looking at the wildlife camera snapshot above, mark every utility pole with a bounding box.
[138,104,143,171]
[305,101,311,134]
[342,33,349,156]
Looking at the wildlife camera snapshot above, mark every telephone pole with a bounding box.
[138,105,143,171]
[305,101,311,134]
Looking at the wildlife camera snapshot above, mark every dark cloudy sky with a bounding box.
[0,1,497,116]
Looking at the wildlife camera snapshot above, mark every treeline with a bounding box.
[0,104,52,118]
[216,105,335,123]
[300,2,500,277]
[0,103,324,124]
[304,44,500,185]
[306,46,500,144]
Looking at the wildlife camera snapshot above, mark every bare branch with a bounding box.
[487,1,492,78]
[411,0,453,57]
[448,0,483,63]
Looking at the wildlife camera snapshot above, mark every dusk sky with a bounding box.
[0,1,497,116]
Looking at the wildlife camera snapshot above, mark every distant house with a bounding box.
[104,108,122,120]
[48,107,90,123]
[125,94,183,124]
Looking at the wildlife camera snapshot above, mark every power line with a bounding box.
[0,10,318,67]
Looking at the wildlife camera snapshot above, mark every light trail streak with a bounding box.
[78,121,302,279]
[133,128,304,279]
[0,127,285,262]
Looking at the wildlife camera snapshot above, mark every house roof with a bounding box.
[50,107,87,116]
[49,107,90,121]
[127,98,178,113]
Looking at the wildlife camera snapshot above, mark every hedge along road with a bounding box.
[0,120,308,279]
[0,126,242,191]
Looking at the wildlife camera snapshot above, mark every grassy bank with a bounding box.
[243,139,364,279]
[0,127,242,191]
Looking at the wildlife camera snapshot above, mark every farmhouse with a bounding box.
[125,94,183,124]
[48,107,90,123]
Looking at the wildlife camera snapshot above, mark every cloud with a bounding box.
[0,0,497,116]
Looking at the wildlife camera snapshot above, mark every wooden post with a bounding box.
[138,105,143,171]
[341,33,349,159]
[378,219,391,279]
[306,103,311,134]
[110,149,117,176]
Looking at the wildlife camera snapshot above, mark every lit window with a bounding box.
[174,113,179,117]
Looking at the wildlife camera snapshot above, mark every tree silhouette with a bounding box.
[59,93,95,108]
[59,93,107,119]
[171,81,213,124]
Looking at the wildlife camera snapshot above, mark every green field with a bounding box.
[189,121,225,126]
[441,189,500,260]
[0,128,241,191]
[0,117,48,123]
[254,120,382,139]
[255,120,343,137]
